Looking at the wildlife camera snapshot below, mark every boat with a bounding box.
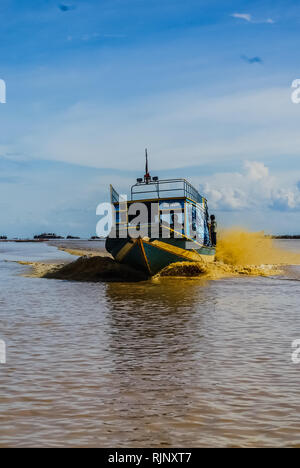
[105,151,216,276]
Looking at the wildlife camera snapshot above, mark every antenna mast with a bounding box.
[144,148,151,184]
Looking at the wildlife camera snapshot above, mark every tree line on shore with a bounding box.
[0,233,104,241]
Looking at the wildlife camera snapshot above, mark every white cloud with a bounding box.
[231,13,252,22]
[231,13,275,24]
[202,161,300,212]
[270,189,300,211]
[244,161,269,181]
[17,86,300,173]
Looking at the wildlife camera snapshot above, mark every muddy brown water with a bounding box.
[0,240,300,447]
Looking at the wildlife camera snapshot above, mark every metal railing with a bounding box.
[131,178,203,203]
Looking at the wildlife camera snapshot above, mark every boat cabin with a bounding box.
[110,177,211,246]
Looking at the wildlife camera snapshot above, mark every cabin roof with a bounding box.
[113,196,199,207]
[130,178,205,204]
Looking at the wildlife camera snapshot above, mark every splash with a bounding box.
[158,260,281,280]
[158,230,300,280]
[216,229,300,266]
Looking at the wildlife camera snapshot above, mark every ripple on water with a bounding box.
[0,242,300,447]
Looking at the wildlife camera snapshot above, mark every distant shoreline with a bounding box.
[1,235,300,242]
[0,238,105,243]
[272,236,300,240]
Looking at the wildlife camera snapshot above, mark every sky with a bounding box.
[1,0,300,236]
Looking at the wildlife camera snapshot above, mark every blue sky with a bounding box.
[1,0,300,236]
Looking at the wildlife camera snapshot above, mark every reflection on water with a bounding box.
[1,242,300,447]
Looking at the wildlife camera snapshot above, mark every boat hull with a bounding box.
[106,237,215,276]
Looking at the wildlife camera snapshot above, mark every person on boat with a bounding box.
[210,214,217,246]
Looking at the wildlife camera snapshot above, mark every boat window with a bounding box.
[159,200,184,233]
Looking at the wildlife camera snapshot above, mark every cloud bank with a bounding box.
[12,86,299,173]
[202,161,300,212]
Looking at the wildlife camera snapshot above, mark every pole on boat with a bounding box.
[144,148,151,184]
